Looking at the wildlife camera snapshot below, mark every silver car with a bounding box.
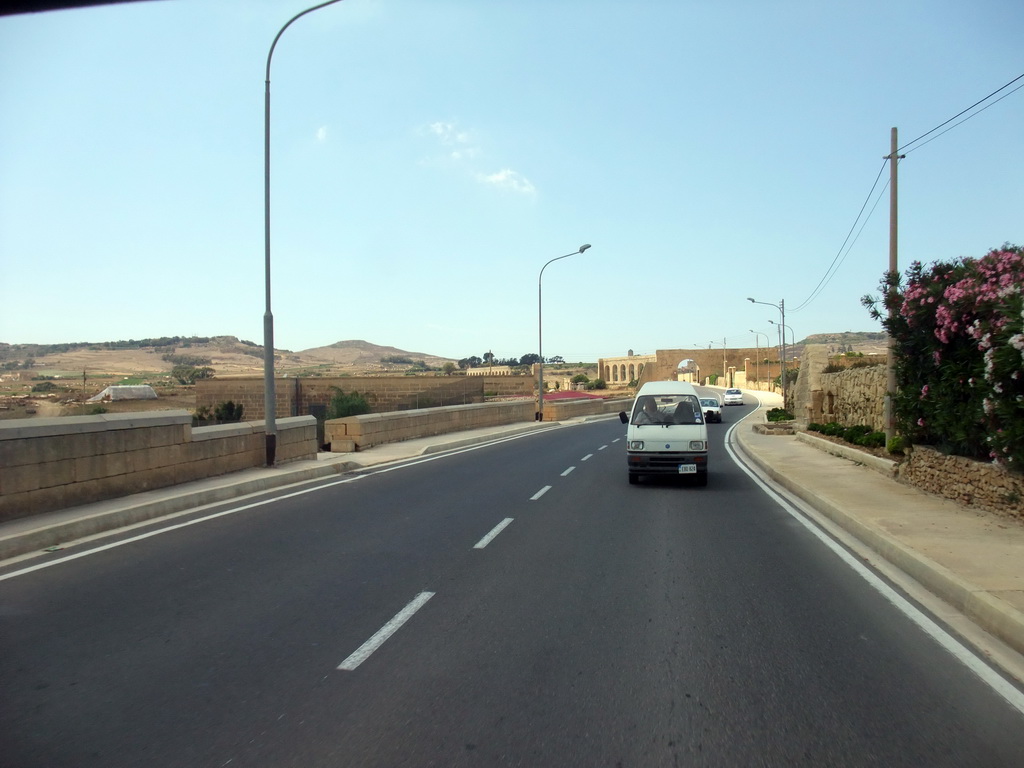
[723,388,744,406]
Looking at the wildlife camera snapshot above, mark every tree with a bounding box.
[459,356,482,370]
[326,387,371,419]
[213,400,244,422]
[442,362,457,376]
[519,353,540,366]
[170,365,214,385]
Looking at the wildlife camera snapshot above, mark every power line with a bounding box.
[789,161,889,313]
[791,71,1023,314]
[898,71,1024,153]
[902,79,1024,154]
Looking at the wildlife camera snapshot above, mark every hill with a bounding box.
[0,337,455,378]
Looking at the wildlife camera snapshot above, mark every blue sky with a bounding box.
[1,0,1021,362]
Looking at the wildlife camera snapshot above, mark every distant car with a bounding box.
[723,388,744,406]
[699,397,722,423]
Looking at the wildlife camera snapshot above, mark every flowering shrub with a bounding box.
[863,244,1023,469]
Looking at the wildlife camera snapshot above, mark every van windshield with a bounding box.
[630,394,704,425]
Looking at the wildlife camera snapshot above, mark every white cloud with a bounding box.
[316,125,328,142]
[421,120,536,195]
[477,168,536,196]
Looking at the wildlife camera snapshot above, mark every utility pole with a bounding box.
[779,300,787,409]
[884,127,904,445]
[722,337,727,387]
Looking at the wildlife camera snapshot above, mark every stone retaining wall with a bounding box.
[196,376,533,420]
[327,397,629,452]
[816,365,887,430]
[0,412,317,522]
[899,445,1024,521]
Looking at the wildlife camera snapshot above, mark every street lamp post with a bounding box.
[768,319,795,346]
[749,330,769,387]
[263,0,345,467]
[537,244,591,420]
[748,297,786,407]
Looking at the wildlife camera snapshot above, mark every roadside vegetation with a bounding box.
[864,243,1023,469]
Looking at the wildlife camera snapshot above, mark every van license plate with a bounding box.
[678,464,696,474]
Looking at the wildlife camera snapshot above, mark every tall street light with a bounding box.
[749,330,769,386]
[537,244,591,421]
[748,297,787,407]
[768,318,795,346]
[264,0,345,466]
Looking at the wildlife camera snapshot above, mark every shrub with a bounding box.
[213,400,244,422]
[856,431,887,449]
[822,422,845,437]
[766,408,794,422]
[887,435,909,455]
[31,381,59,392]
[863,244,1023,468]
[841,425,873,444]
[326,387,370,419]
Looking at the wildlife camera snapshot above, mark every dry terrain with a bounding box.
[0,338,457,420]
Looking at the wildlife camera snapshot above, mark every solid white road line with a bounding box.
[474,518,514,549]
[561,466,575,477]
[338,591,435,671]
[0,475,367,582]
[724,416,1024,718]
[530,486,552,501]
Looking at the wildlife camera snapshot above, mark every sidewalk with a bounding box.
[3,405,1023,665]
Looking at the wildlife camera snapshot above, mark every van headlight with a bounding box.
[629,440,644,450]
[690,441,706,451]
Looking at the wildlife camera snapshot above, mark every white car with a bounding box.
[699,397,722,423]
[723,388,744,406]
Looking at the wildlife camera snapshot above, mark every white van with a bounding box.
[618,381,708,486]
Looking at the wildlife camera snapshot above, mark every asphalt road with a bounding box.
[2,396,1024,766]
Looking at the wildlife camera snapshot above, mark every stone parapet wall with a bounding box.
[899,445,1023,520]
[326,397,628,452]
[326,401,535,451]
[196,375,533,421]
[0,412,317,522]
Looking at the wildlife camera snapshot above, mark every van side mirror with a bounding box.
[619,411,629,424]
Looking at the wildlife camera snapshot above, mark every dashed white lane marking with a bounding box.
[474,518,514,549]
[530,486,552,501]
[598,445,608,451]
[581,454,594,461]
[338,591,435,671]
[561,466,576,477]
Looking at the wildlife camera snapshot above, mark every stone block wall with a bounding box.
[816,365,888,430]
[325,397,629,451]
[196,376,533,421]
[0,412,317,522]
[326,401,535,451]
[899,445,1024,520]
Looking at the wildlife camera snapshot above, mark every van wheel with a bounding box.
[628,473,639,485]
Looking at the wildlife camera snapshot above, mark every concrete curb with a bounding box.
[735,426,1024,658]
[796,430,898,478]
